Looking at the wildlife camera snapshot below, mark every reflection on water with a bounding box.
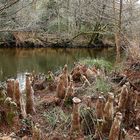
[0,48,115,90]
[17,73,26,91]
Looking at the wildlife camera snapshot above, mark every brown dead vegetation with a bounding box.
[0,61,140,140]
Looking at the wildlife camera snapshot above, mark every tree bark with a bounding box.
[116,0,123,63]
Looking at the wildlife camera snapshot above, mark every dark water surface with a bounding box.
[0,48,115,90]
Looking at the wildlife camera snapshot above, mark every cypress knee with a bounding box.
[71,97,82,139]
[103,92,114,133]
[94,96,106,139]
[118,84,128,111]
[14,80,21,110]
[25,74,35,115]
[56,75,66,99]
[71,66,81,82]
[104,92,114,121]
[96,96,106,119]
[4,97,18,125]
[7,79,15,100]
[64,81,74,101]
[62,64,69,88]
[32,123,42,140]
[109,112,122,140]
[20,95,27,118]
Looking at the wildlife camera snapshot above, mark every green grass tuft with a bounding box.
[95,77,111,93]
[43,107,70,130]
[79,58,112,72]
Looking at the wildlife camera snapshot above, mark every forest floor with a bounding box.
[0,58,140,140]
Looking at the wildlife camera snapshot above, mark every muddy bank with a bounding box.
[0,32,114,48]
[0,40,113,48]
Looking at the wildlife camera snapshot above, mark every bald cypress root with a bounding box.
[70,97,82,139]
[96,96,106,119]
[7,79,15,100]
[56,75,66,99]
[109,112,122,140]
[25,75,35,115]
[14,80,21,110]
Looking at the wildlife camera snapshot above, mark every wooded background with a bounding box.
[0,0,140,47]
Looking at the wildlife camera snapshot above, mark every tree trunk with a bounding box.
[115,0,123,63]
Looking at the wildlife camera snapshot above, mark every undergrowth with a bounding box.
[79,58,112,72]
[43,107,71,131]
[95,77,112,93]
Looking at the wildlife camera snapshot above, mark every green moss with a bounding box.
[7,112,15,125]
[0,89,6,104]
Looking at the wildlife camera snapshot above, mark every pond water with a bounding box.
[0,48,115,90]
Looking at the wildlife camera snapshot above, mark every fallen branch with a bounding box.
[0,0,19,13]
